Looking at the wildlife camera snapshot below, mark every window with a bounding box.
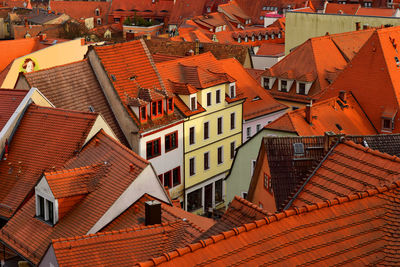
[47,200,54,223]
[215,179,223,203]
[97,18,102,25]
[207,92,212,106]
[189,127,195,145]
[230,113,235,130]
[230,85,236,98]
[187,188,202,211]
[37,196,45,219]
[190,96,197,110]
[230,141,235,159]
[247,127,251,139]
[256,124,261,132]
[172,167,181,187]
[204,122,209,140]
[165,131,178,152]
[157,101,162,115]
[251,160,256,176]
[263,77,270,89]
[241,192,248,199]
[264,173,272,191]
[280,80,287,92]
[217,117,223,135]
[217,146,223,164]
[164,171,172,188]
[383,119,392,130]
[216,89,221,104]
[140,106,147,121]
[271,34,275,39]
[152,102,157,116]
[189,157,196,176]
[114,18,120,23]
[204,152,210,170]
[168,98,174,112]
[395,57,400,67]
[146,138,161,159]
[265,34,269,40]
[95,8,100,16]
[298,83,306,95]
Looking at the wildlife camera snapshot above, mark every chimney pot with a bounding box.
[305,104,312,124]
[145,200,161,226]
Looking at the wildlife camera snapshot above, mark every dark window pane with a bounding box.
[187,188,202,212]
[164,171,171,188]
[47,200,54,223]
[146,142,153,159]
[152,102,157,116]
[215,179,222,203]
[157,101,162,114]
[204,152,209,170]
[217,117,222,134]
[190,158,195,175]
[38,196,44,218]
[173,167,180,186]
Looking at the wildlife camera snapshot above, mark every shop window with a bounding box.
[215,179,223,203]
[187,188,202,212]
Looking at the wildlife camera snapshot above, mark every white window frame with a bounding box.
[36,194,55,224]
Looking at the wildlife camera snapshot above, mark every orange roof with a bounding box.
[0,37,42,73]
[51,219,203,267]
[103,194,214,232]
[51,1,110,22]
[320,26,400,133]
[0,130,150,264]
[290,140,400,207]
[262,29,374,102]
[324,3,360,14]
[356,7,398,17]
[265,93,377,135]
[169,0,208,25]
[256,43,284,56]
[218,58,288,120]
[0,104,97,219]
[0,89,28,131]
[139,181,400,266]
[110,0,174,18]
[218,0,251,21]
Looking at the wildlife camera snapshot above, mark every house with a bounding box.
[247,133,400,213]
[217,58,288,142]
[156,52,245,213]
[0,104,115,228]
[258,28,374,109]
[252,43,284,70]
[1,38,91,89]
[321,26,400,134]
[14,59,129,147]
[87,40,185,200]
[23,8,70,25]
[0,130,171,265]
[264,92,377,136]
[137,181,400,265]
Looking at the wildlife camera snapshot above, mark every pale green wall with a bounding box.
[225,129,296,206]
[285,11,400,54]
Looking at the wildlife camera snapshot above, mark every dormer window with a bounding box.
[265,34,269,40]
[382,118,393,131]
[140,106,147,122]
[207,6,211,12]
[278,32,281,38]
[251,35,255,42]
[263,77,270,89]
[258,34,262,40]
[244,36,248,42]
[151,100,163,118]
[95,8,100,16]
[190,95,197,110]
[230,83,236,98]
[264,173,272,192]
[167,98,174,113]
[280,80,288,92]
[238,37,241,43]
[298,83,306,95]
[97,18,102,25]
[271,34,275,39]
[35,194,56,225]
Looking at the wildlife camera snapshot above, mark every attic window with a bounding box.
[298,83,306,95]
[36,194,55,225]
[88,106,95,112]
[95,8,100,16]
[280,80,287,92]
[264,173,272,192]
[293,143,305,155]
[382,118,392,131]
[395,57,400,67]
[111,74,116,81]
[252,96,261,101]
[263,77,270,89]
[129,75,137,80]
[335,123,343,131]
[97,18,102,25]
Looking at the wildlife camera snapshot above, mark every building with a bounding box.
[251,43,285,70]
[156,52,245,213]
[87,40,185,200]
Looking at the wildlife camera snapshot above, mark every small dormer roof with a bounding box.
[137,87,164,102]
[127,96,149,107]
[168,80,198,95]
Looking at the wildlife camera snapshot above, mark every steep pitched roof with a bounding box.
[218,58,288,120]
[265,93,377,136]
[256,43,284,56]
[0,104,97,219]
[0,89,28,131]
[0,130,150,264]
[51,219,203,267]
[324,3,360,14]
[139,182,400,266]
[197,196,271,240]
[290,140,400,207]
[169,0,208,25]
[103,194,214,233]
[0,37,42,73]
[22,59,129,147]
[321,26,400,133]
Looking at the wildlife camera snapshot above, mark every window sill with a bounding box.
[165,146,178,153]
[35,216,54,226]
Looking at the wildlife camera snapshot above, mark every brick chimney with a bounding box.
[339,90,346,102]
[305,104,312,124]
[145,200,161,226]
[324,131,336,152]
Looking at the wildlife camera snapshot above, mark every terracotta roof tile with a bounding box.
[256,43,284,56]
[0,104,97,219]
[0,89,28,131]
[0,130,149,264]
[265,94,377,136]
[168,80,198,95]
[291,140,400,207]
[51,220,202,267]
[23,59,129,147]
[51,1,110,23]
[139,182,400,266]
[356,7,397,17]
[169,0,208,25]
[325,3,360,14]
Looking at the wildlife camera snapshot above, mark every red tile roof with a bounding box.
[0,37,42,73]
[169,0,208,25]
[320,26,400,133]
[0,104,97,219]
[138,181,400,266]
[356,7,398,16]
[22,59,129,147]
[265,93,378,135]
[110,0,174,19]
[0,89,28,131]
[218,58,288,120]
[152,53,184,63]
[51,219,203,267]
[0,130,150,264]
[291,140,400,207]
[324,3,360,14]
[256,43,284,56]
[51,1,110,23]
[103,194,214,232]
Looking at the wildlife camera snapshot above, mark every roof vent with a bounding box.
[293,143,305,155]
[129,75,137,81]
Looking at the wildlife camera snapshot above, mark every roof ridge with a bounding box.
[24,58,88,77]
[28,104,98,117]
[343,139,400,163]
[139,180,400,266]
[233,195,272,216]
[44,163,102,177]
[52,219,185,245]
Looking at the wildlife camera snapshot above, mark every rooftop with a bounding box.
[0,89,28,131]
